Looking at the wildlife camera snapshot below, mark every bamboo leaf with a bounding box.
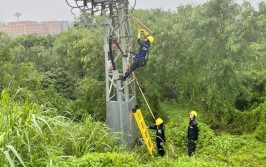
[31,114,42,134]
[6,145,26,167]
[36,116,53,133]
[3,150,15,167]
[0,132,6,145]
[24,130,31,153]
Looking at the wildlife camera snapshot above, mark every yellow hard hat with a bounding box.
[189,111,198,117]
[155,118,163,125]
[146,35,154,44]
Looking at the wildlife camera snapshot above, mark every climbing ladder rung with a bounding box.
[133,107,155,155]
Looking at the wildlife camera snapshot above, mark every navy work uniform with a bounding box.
[123,29,154,80]
[148,118,166,157]
[187,111,199,156]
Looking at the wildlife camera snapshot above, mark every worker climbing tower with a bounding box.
[68,0,138,147]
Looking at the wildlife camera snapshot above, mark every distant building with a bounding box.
[0,21,71,37]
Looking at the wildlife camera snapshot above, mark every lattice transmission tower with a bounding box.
[67,0,138,147]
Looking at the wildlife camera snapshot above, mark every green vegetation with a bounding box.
[0,0,266,166]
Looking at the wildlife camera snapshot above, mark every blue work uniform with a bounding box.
[122,38,150,80]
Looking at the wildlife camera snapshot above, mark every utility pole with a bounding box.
[70,0,137,147]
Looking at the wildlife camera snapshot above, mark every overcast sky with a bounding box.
[0,0,263,23]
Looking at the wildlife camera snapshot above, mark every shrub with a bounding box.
[254,101,266,142]
[54,152,140,167]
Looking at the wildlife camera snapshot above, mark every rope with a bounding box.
[133,73,155,120]
[131,15,140,29]
[130,15,154,34]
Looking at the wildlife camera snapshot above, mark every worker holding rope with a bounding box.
[147,118,166,157]
[122,28,154,80]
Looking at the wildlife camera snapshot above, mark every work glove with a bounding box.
[139,28,144,32]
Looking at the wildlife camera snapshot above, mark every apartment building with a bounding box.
[0,21,71,37]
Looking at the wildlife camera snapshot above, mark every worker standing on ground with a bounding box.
[147,118,165,156]
[187,111,199,157]
[122,28,154,80]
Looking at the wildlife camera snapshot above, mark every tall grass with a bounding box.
[0,89,119,166]
[1,89,265,166]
